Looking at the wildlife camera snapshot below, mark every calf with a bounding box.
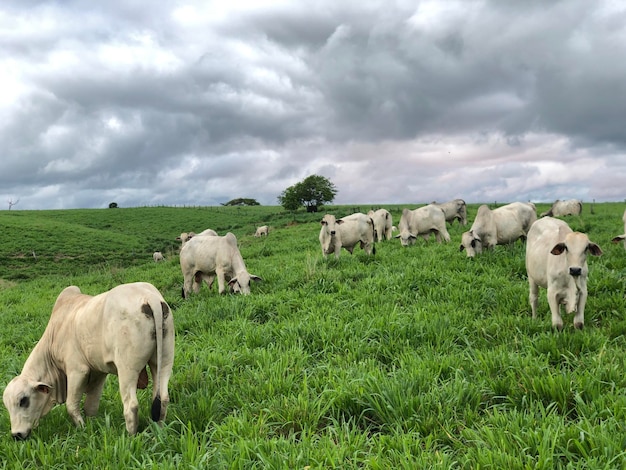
[540,199,583,217]
[395,205,450,247]
[254,225,269,237]
[319,213,375,259]
[367,209,393,242]
[3,282,174,439]
[153,251,165,262]
[180,232,261,296]
[526,217,602,330]
[460,202,536,257]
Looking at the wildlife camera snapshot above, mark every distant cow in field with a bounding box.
[431,199,467,225]
[180,232,261,296]
[611,208,626,250]
[540,199,583,217]
[526,217,602,330]
[460,202,536,257]
[367,209,393,241]
[2,282,174,439]
[153,251,165,262]
[254,225,269,237]
[319,213,376,259]
[176,229,218,248]
[395,205,450,246]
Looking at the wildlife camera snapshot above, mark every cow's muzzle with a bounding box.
[569,267,582,276]
[12,430,30,441]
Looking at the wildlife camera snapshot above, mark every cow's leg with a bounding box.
[529,279,539,319]
[547,289,564,331]
[193,272,202,293]
[84,372,108,417]
[216,269,227,294]
[574,289,587,330]
[66,370,89,427]
[117,368,140,434]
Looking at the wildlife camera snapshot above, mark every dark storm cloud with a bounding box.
[0,0,625,209]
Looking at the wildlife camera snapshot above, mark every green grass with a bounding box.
[0,202,625,468]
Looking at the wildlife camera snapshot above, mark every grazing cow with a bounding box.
[319,213,376,259]
[460,202,537,257]
[526,217,602,330]
[540,199,583,217]
[176,229,218,247]
[3,282,174,439]
[431,199,468,225]
[180,232,261,297]
[611,208,626,249]
[153,251,165,262]
[394,205,450,246]
[254,225,269,237]
[367,209,393,242]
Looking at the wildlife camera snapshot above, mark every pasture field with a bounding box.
[0,202,625,469]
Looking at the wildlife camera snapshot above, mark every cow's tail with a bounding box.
[150,300,168,422]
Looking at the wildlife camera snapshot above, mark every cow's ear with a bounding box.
[550,243,567,255]
[336,219,344,225]
[588,243,603,256]
[35,383,52,394]
[250,275,263,283]
[459,244,465,252]
[612,236,625,244]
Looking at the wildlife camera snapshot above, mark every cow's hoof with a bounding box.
[574,322,584,330]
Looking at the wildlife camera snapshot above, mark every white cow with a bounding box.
[611,208,626,249]
[540,199,583,217]
[394,205,450,246]
[319,213,376,259]
[460,202,537,257]
[3,282,174,439]
[153,251,165,262]
[176,228,218,247]
[431,199,467,225]
[367,209,393,242]
[526,217,602,330]
[180,232,261,296]
[254,225,269,237]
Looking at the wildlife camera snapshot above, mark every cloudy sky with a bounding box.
[1,0,625,210]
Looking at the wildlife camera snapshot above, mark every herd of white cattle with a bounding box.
[4,198,625,440]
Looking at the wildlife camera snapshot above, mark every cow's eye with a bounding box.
[19,396,30,409]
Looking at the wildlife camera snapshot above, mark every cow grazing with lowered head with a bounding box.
[180,232,261,297]
[526,217,602,330]
[431,199,467,225]
[319,213,376,259]
[540,199,583,217]
[395,205,450,247]
[176,228,218,248]
[3,282,174,439]
[153,251,165,262]
[254,225,269,237]
[460,202,536,257]
[611,208,626,250]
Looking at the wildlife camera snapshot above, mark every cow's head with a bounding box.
[394,229,417,247]
[320,214,342,237]
[3,376,55,440]
[460,231,482,257]
[550,232,602,277]
[228,272,262,295]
